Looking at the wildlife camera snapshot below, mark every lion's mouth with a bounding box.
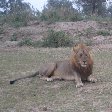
[81,64,87,67]
[79,61,87,67]
[81,62,87,67]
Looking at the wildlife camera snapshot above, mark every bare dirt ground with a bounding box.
[1,21,98,41]
[1,20,112,47]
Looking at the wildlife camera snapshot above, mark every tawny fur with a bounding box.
[10,44,97,87]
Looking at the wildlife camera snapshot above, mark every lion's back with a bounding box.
[54,60,74,76]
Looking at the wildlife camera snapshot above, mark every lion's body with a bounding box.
[10,44,97,87]
[39,60,77,80]
[39,59,92,81]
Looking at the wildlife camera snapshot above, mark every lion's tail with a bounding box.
[10,71,39,84]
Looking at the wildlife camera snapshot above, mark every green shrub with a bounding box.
[42,30,73,48]
[17,30,73,48]
[10,33,18,41]
[0,15,6,25]
[9,14,28,28]
[11,21,27,28]
[18,38,33,46]
[97,30,111,36]
[83,27,96,38]
[40,11,60,24]
[0,27,4,34]
[84,39,93,46]
[32,40,43,48]
[73,36,92,46]
[4,10,32,27]
[69,14,83,22]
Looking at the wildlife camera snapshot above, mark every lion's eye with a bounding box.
[85,54,88,57]
[80,53,83,57]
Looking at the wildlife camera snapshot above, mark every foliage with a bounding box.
[0,0,112,24]
[75,0,107,16]
[81,27,96,38]
[6,12,31,27]
[75,27,96,39]
[0,26,4,34]
[32,41,44,48]
[42,30,73,47]
[97,30,111,36]
[107,2,112,17]
[18,38,44,47]
[40,0,83,22]
[69,13,83,21]
[0,0,7,14]
[18,38,33,46]
[10,33,18,41]
[0,0,36,27]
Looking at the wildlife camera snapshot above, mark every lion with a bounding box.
[10,43,97,88]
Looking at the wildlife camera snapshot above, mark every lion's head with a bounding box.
[71,43,93,68]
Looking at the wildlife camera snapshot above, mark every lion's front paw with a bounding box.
[76,83,84,88]
[40,77,53,82]
[88,77,97,83]
[46,78,53,82]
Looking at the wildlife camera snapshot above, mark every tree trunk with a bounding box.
[92,0,96,15]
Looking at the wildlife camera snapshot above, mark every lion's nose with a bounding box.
[83,61,86,64]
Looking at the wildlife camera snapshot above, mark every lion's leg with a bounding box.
[40,75,62,82]
[75,74,84,88]
[40,77,54,81]
[87,75,97,83]
[39,63,56,78]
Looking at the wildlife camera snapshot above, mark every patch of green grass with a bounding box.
[0,26,4,34]
[0,47,112,112]
[97,30,111,36]
[18,38,33,47]
[10,33,18,41]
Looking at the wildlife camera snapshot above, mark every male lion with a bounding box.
[10,44,97,88]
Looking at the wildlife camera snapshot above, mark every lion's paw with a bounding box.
[46,78,53,82]
[88,77,97,83]
[76,83,84,88]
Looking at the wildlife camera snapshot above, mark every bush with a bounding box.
[17,30,73,48]
[18,38,33,46]
[40,11,60,23]
[69,14,83,22]
[73,36,93,46]
[97,30,111,36]
[82,27,96,38]
[18,38,43,47]
[0,27,4,34]
[10,33,18,41]
[3,10,33,28]
[31,40,43,48]
[42,30,73,48]
[8,13,28,28]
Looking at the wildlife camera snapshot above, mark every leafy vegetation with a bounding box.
[0,0,37,27]
[10,33,18,41]
[18,30,73,48]
[18,38,33,46]
[0,0,112,27]
[42,30,73,47]
[0,27,4,34]
[40,0,83,22]
[97,30,111,36]
[75,0,107,16]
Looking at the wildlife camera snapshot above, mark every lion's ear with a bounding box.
[73,47,78,53]
[86,46,91,52]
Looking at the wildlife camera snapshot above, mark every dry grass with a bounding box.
[0,47,112,112]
